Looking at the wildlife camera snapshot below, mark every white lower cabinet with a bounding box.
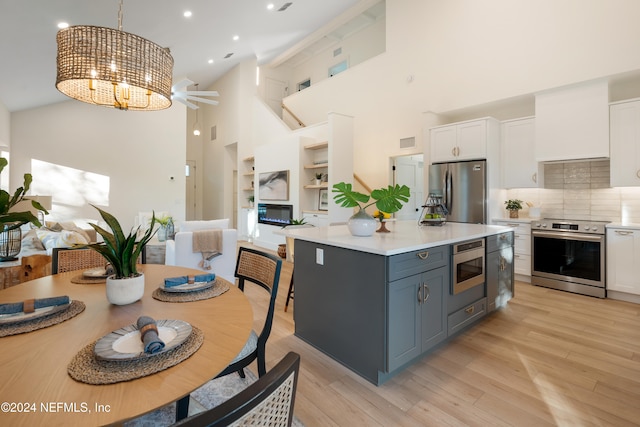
[607,227,640,299]
[494,220,531,277]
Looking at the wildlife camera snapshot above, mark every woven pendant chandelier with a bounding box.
[55,0,173,111]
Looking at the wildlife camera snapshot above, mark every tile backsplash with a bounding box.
[506,160,640,223]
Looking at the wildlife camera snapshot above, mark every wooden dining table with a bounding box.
[0,264,253,426]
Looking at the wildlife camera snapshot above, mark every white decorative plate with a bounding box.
[83,267,109,278]
[93,319,192,361]
[0,302,71,325]
[160,280,215,293]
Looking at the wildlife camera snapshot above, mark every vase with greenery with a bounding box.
[156,214,173,242]
[85,205,156,305]
[332,182,410,236]
[504,199,523,218]
[0,157,49,261]
[313,173,323,185]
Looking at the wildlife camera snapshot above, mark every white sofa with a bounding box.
[164,219,238,283]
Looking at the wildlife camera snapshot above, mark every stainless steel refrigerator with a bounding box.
[428,160,487,224]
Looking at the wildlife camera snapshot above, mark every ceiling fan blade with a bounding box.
[173,97,199,109]
[171,78,194,93]
[184,96,219,106]
[183,90,219,97]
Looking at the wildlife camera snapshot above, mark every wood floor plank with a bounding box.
[237,243,640,427]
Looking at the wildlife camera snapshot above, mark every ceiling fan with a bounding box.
[171,78,219,109]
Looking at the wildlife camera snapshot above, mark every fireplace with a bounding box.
[257,203,293,226]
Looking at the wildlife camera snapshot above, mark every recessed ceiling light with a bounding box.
[57,22,69,29]
[233,35,239,41]
[267,3,274,10]
[208,59,214,64]
[183,11,192,18]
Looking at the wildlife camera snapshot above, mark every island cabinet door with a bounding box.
[387,266,448,372]
[486,246,514,312]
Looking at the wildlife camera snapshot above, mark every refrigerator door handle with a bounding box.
[445,169,452,212]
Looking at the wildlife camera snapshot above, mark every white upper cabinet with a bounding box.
[610,99,640,187]
[535,80,609,162]
[430,118,498,163]
[501,117,538,188]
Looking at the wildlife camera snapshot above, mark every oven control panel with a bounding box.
[532,218,609,235]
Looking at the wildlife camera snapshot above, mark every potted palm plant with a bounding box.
[0,157,49,261]
[332,182,410,236]
[85,205,156,305]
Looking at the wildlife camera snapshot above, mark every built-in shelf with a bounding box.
[302,210,327,215]
[243,156,255,162]
[304,183,328,189]
[304,141,328,150]
[304,163,328,169]
[242,172,254,176]
[243,187,254,192]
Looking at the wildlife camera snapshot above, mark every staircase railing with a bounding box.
[353,173,373,194]
[281,103,305,128]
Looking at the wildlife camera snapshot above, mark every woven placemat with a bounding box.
[152,280,229,303]
[0,300,86,338]
[68,326,204,385]
[71,275,106,285]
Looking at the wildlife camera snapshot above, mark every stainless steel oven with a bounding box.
[531,219,608,298]
[452,239,485,294]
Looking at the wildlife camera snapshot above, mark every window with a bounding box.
[328,60,348,77]
[297,79,310,91]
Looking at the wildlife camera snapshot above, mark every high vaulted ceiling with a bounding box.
[0,0,366,112]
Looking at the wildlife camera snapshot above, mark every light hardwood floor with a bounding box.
[239,243,640,426]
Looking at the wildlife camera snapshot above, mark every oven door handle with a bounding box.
[531,230,604,242]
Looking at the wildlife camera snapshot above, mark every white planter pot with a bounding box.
[347,209,377,237]
[106,273,145,305]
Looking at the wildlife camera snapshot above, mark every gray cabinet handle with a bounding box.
[417,251,429,260]
[465,306,475,315]
[422,284,430,303]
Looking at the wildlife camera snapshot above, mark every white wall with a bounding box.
[10,100,186,231]
[0,100,9,148]
[278,0,640,192]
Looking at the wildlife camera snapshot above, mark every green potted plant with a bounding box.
[332,182,410,236]
[0,157,49,260]
[313,173,323,185]
[504,199,523,218]
[248,195,255,207]
[85,205,156,305]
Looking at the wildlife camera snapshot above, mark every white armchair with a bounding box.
[165,219,238,283]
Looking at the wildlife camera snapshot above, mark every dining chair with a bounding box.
[51,247,108,274]
[174,352,300,427]
[175,246,282,421]
[20,254,52,282]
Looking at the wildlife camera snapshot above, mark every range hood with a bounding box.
[535,79,610,162]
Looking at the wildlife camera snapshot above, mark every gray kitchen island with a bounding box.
[284,220,514,385]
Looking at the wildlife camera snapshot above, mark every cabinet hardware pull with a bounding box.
[465,306,475,315]
[417,251,429,260]
[637,170,640,179]
[423,284,430,303]
[507,223,520,227]
[532,173,537,183]
[614,230,633,235]
[452,147,456,156]
[417,285,422,304]
[500,234,507,240]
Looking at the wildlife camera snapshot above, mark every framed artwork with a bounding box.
[318,188,329,211]
[258,170,289,200]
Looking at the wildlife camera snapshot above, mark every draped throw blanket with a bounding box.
[192,229,223,270]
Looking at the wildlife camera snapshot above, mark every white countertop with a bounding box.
[282,220,513,256]
[606,222,640,230]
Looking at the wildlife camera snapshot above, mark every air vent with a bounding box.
[210,125,217,141]
[224,53,234,59]
[278,2,293,12]
[333,47,342,57]
[400,137,415,149]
